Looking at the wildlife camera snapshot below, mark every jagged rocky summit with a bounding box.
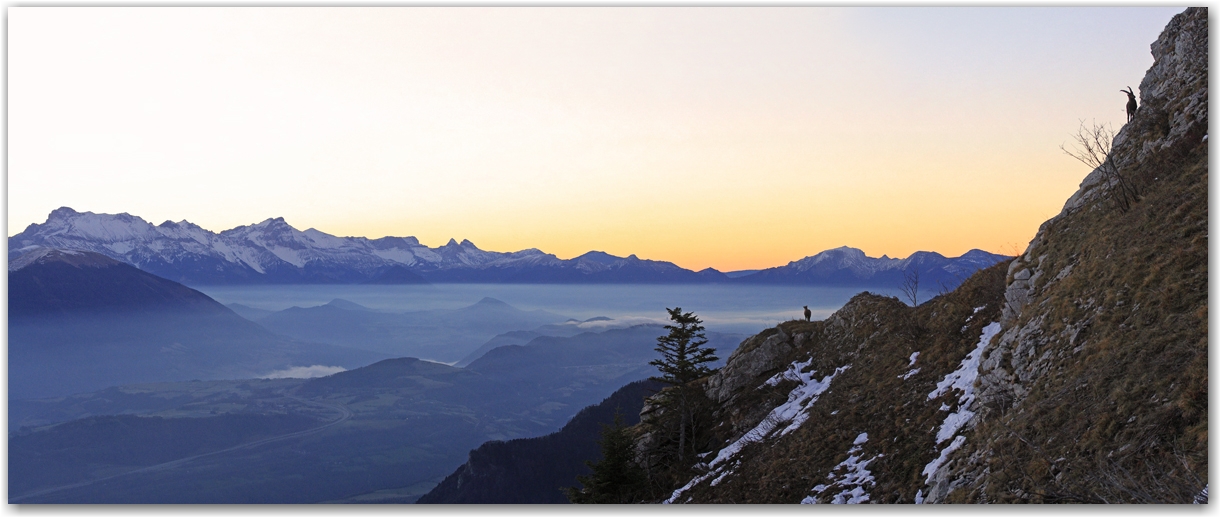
[9,208,1006,287]
[639,7,1207,504]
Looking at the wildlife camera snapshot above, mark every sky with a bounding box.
[7,6,1185,272]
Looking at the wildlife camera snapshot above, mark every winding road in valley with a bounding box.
[10,399,353,503]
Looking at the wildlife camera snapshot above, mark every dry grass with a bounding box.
[653,261,1010,503]
[954,119,1208,504]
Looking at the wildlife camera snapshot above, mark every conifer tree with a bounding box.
[650,307,717,385]
[649,307,718,462]
[566,412,647,504]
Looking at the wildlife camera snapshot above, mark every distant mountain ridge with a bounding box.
[253,296,569,363]
[742,246,1008,289]
[9,249,388,399]
[9,248,229,318]
[9,207,1008,287]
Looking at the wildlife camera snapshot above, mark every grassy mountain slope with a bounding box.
[640,7,1206,504]
[646,263,1009,503]
[935,7,1208,503]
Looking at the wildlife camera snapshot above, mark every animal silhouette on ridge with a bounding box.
[1122,86,1138,123]
[803,305,811,322]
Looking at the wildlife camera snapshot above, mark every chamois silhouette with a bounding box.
[803,305,811,322]
[1121,87,1137,123]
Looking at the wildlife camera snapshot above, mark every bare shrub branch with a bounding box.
[1061,120,1140,212]
[900,268,920,307]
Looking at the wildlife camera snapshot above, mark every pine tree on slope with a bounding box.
[566,412,648,504]
[649,307,718,462]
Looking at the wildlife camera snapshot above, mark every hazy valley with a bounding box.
[6,6,1206,506]
[7,232,1004,502]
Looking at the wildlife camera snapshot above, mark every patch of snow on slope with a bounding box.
[301,228,350,249]
[211,240,266,273]
[928,322,1000,443]
[801,432,880,504]
[921,435,966,483]
[962,306,986,331]
[63,212,158,242]
[919,321,1001,485]
[665,359,849,504]
[900,351,921,380]
[265,246,307,268]
[371,248,418,266]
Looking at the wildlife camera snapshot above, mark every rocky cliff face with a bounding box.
[933,7,1208,503]
[639,7,1207,504]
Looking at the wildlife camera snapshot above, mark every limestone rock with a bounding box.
[704,327,792,404]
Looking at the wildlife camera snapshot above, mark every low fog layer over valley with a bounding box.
[8,223,1005,503]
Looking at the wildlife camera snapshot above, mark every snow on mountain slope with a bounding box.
[739,246,1007,287]
[11,208,444,283]
[9,208,710,285]
[11,208,1006,286]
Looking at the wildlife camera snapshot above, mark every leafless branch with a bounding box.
[900,269,920,307]
[1061,120,1140,212]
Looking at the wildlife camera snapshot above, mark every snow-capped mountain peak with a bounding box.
[750,246,1009,287]
[9,208,1008,287]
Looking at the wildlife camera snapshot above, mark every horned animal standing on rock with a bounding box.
[803,305,811,322]
[1122,86,1138,122]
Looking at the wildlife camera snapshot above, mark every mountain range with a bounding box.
[9,207,1008,288]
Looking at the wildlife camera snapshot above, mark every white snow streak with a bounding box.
[921,435,966,483]
[919,321,1001,486]
[900,352,921,380]
[370,248,418,266]
[801,432,880,504]
[265,246,307,268]
[665,359,849,504]
[928,322,1000,443]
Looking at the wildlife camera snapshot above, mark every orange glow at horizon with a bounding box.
[8,7,1182,272]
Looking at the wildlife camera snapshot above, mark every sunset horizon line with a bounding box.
[13,204,1015,273]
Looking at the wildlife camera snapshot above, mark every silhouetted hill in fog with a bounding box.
[9,248,387,399]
